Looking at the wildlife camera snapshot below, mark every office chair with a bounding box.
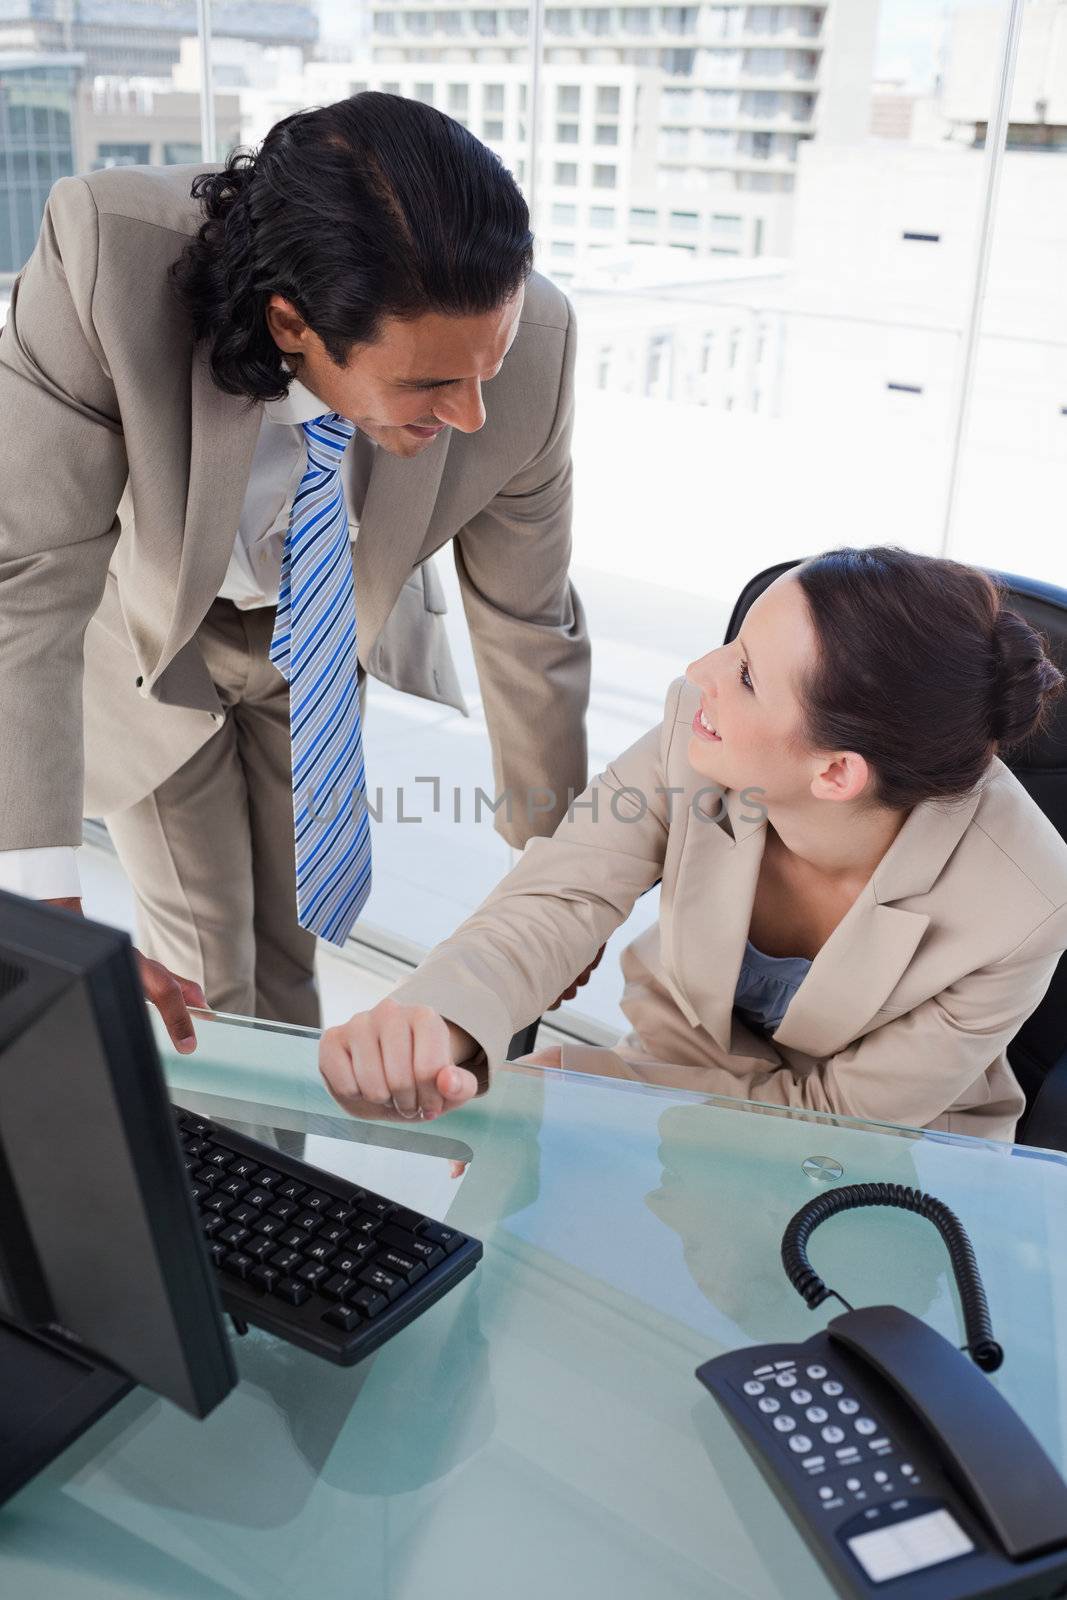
[722,559,1067,1155]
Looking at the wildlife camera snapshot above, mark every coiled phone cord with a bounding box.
[781,1182,1004,1372]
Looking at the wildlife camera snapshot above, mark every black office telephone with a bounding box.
[696,1183,1067,1600]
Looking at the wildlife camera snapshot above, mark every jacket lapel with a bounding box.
[147,343,262,688]
[353,428,452,659]
[772,784,985,1059]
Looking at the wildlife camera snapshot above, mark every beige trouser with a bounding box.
[103,597,328,1029]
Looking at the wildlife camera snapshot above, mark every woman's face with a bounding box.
[685,572,828,807]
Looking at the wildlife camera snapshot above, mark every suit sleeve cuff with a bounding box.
[0,847,82,899]
[387,969,517,1092]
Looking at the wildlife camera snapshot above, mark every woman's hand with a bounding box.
[319,998,480,1121]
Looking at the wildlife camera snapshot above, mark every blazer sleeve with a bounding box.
[0,177,128,850]
[453,293,591,850]
[683,908,1067,1130]
[388,679,687,1078]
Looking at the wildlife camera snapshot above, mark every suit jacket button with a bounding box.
[135,675,143,687]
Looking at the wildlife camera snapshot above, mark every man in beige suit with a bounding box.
[0,93,590,1045]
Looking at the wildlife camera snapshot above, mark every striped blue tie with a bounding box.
[269,412,372,946]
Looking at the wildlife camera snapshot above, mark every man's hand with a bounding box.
[45,897,209,1054]
[546,943,606,1010]
[320,998,480,1121]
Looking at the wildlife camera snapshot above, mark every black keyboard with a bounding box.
[172,1105,482,1366]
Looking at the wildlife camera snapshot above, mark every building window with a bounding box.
[557,84,581,114]
[597,85,621,114]
[554,162,578,186]
[629,206,657,226]
[593,164,617,189]
[581,7,612,32]
[94,142,150,167]
[590,204,616,227]
[712,212,743,237]
[553,240,576,256]
[163,142,200,164]
[448,84,469,113]
[472,9,498,34]
[484,83,505,111]
[484,120,505,140]
[552,202,578,224]
[594,123,619,145]
[414,82,434,104]
[670,210,699,230]
[556,121,580,142]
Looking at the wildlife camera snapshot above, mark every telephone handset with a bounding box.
[696,1184,1067,1600]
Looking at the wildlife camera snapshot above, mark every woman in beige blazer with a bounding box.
[320,547,1067,1141]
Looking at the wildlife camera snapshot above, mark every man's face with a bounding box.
[265,287,525,458]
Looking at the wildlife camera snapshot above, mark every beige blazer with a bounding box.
[0,164,589,849]
[391,678,1067,1141]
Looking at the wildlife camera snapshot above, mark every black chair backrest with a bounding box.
[723,560,1067,1139]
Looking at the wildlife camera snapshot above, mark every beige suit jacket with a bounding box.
[391,678,1067,1141]
[0,164,589,849]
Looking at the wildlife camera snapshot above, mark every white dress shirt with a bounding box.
[1,375,369,900]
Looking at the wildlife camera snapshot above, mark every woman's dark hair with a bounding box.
[795,546,1065,810]
[170,92,534,400]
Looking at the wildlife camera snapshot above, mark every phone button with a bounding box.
[776,1372,798,1388]
[818,1487,834,1502]
[807,1365,827,1380]
[855,1418,878,1436]
[838,1398,860,1415]
[758,1397,780,1414]
[743,1380,765,1396]
[773,1415,797,1433]
[822,1425,846,1445]
[822,1380,844,1397]
[806,1406,829,1425]
[790,1388,813,1406]
[789,1435,814,1454]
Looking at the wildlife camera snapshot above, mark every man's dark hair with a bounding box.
[170,92,534,400]
[796,546,1064,810]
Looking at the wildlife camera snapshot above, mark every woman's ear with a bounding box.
[810,750,872,805]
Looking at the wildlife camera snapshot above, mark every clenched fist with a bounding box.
[319,998,482,1121]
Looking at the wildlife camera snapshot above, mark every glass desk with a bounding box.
[3,1011,1067,1600]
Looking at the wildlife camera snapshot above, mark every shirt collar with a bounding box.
[264,370,336,427]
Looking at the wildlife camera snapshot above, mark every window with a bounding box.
[590,204,616,227]
[163,142,201,164]
[593,164,617,189]
[669,210,699,230]
[554,162,578,186]
[597,85,621,115]
[94,142,151,167]
[448,84,469,113]
[557,84,581,114]
[553,239,576,256]
[472,10,498,35]
[484,120,505,140]
[484,83,505,111]
[414,83,435,104]
[581,8,612,33]
[629,207,657,226]
[595,123,619,145]
[556,122,580,143]
[552,202,578,224]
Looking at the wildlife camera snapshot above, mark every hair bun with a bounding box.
[989,607,1064,748]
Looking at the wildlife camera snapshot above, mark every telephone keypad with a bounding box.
[734,1356,920,1511]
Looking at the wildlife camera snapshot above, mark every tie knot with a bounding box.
[303,413,356,466]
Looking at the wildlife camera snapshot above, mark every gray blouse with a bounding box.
[733,939,813,1037]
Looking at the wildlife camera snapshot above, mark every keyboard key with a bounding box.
[243,1188,273,1211]
[252,1167,283,1190]
[179,1116,211,1138]
[375,1249,427,1285]
[327,1203,357,1225]
[321,1274,355,1301]
[301,1189,333,1213]
[195,1166,222,1189]
[270,1247,303,1275]
[277,1180,306,1203]
[184,1138,208,1159]
[191,1182,209,1204]
[348,1287,388,1319]
[293,1211,321,1233]
[280,1227,310,1250]
[273,1277,311,1306]
[390,1206,426,1233]
[269,1198,299,1222]
[204,1193,235,1217]
[210,1241,227,1266]
[359,1265,405,1302]
[346,1214,383,1241]
[219,1223,250,1249]
[323,1304,364,1331]
[218,1176,250,1201]
[382,1230,444,1269]
[228,1203,259,1229]
[334,1246,374,1276]
[201,1213,225,1239]
[255,1215,285,1239]
[297,1261,330,1289]
[245,1235,277,1261]
[205,1150,233,1170]
[223,1252,254,1280]
[360,1196,396,1220]
[317,1221,348,1247]
[250,1265,280,1294]
[305,1241,337,1266]
[420,1221,463,1255]
[228,1157,260,1181]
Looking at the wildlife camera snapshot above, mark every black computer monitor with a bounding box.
[0,890,236,1504]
